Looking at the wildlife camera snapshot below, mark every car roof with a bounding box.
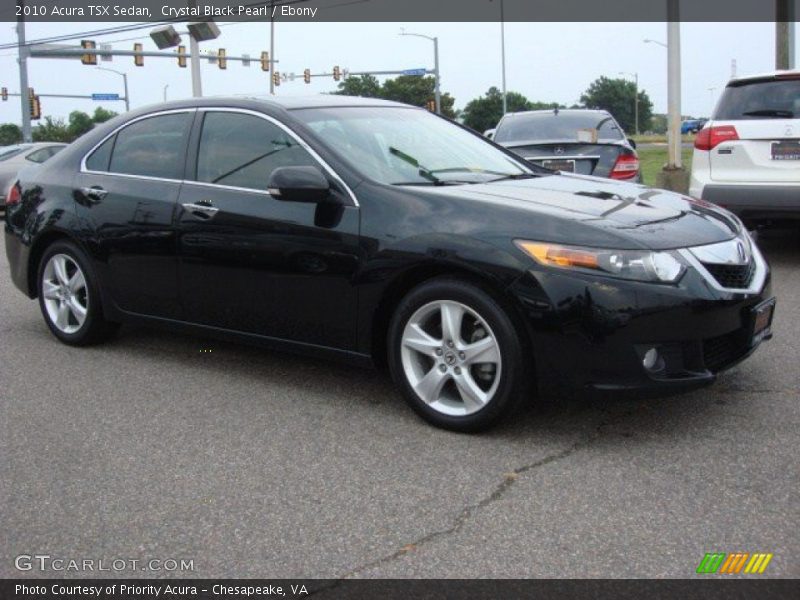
[137,95,412,112]
[727,70,800,86]
[502,109,609,118]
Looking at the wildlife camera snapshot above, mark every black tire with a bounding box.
[36,240,119,346]
[388,277,530,432]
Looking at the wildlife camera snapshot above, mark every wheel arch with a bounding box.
[369,261,534,370]
[27,229,83,298]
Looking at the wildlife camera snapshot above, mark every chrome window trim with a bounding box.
[678,234,767,295]
[195,107,359,206]
[79,108,197,180]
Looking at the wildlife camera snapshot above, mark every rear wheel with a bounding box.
[388,278,529,432]
[37,241,119,346]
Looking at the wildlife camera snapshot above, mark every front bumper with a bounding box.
[509,250,773,398]
[699,184,800,221]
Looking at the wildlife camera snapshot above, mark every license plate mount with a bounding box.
[751,297,776,345]
[771,140,800,160]
[541,159,576,173]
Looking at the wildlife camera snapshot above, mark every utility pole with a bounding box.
[96,66,130,112]
[188,0,202,97]
[400,31,442,114]
[656,0,689,193]
[775,0,796,70]
[16,0,32,143]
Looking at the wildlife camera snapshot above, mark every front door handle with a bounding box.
[79,186,108,202]
[182,202,219,219]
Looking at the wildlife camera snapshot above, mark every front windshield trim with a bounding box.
[291,105,542,187]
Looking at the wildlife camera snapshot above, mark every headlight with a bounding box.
[515,240,685,283]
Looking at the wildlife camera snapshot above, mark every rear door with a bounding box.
[74,110,193,319]
[709,76,800,183]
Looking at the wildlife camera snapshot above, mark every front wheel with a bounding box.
[388,278,529,432]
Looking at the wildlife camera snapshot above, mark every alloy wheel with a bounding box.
[400,300,502,416]
[41,253,88,334]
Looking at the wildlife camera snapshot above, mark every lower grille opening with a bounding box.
[703,329,751,372]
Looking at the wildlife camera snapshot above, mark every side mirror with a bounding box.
[268,166,330,203]
[627,138,637,150]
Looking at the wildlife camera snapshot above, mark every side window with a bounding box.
[108,113,191,179]
[196,112,319,191]
[86,136,115,171]
[25,148,50,163]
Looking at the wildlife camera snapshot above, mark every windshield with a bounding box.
[494,112,624,144]
[0,145,28,162]
[714,78,800,120]
[292,106,532,186]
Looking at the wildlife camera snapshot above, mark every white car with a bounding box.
[0,142,66,214]
[689,70,800,224]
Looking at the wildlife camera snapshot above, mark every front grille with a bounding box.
[702,261,755,289]
[703,329,750,372]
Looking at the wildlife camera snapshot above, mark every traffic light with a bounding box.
[133,43,144,67]
[80,40,97,65]
[260,52,270,72]
[332,65,341,81]
[177,45,187,68]
[1,87,7,101]
[218,48,227,70]
[29,89,41,120]
[426,99,436,112]
[303,68,311,84]
[272,71,281,87]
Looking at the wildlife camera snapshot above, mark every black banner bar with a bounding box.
[2,0,800,23]
[2,579,800,600]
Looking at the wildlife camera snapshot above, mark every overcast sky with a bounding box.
[0,21,794,128]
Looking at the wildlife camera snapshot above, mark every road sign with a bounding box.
[92,93,120,101]
[100,44,113,62]
[402,68,427,76]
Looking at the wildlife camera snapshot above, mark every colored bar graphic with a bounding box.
[697,553,727,574]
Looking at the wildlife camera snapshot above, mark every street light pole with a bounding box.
[270,1,275,94]
[96,66,130,112]
[666,6,682,169]
[163,84,169,102]
[399,31,441,114]
[499,0,507,114]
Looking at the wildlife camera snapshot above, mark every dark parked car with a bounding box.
[493,108,642,182]
[4,97,774,431]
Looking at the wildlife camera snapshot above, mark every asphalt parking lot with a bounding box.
[1,229,798,580]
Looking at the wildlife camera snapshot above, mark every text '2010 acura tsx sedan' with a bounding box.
[4,96,775,431]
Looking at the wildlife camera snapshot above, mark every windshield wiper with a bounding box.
[486,173,539,183]
[741,109,795,118]
[388,147,443,184]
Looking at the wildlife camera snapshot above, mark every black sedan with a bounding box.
[4,96,774,431]
[493,108,642,182]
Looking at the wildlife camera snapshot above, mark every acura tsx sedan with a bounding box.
[4,96,775,431]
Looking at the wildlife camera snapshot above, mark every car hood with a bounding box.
[418,173,739,251]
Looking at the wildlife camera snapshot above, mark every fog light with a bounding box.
[643,347,660,371]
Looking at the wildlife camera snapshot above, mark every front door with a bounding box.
[176,109,361,350]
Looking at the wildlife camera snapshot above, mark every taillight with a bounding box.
[694,125,739,151]
[5,182,21,206]
[610,153,640,180]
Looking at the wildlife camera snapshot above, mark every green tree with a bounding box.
[333,74,382,98]
[32,117,71,142]
[579,76,653,134]
[379,75,456,118]
[0,123,22,146]
[67,110,95,140]
[92,106,118,124]
[461,87,562,133]
[334,74,456,119]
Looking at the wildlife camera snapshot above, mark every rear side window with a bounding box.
[195,111,318,191]
[86,136,114,171]
[108,113,191,179]
[714,79,800,120]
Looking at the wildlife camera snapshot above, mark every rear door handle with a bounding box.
[79,186,108,202]
[182,202,219,219]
